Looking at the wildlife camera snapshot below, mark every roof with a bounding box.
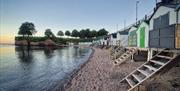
[119,30,129,35]
[129,30,137,36]
[148,3,179,21]
[175,4,180,11]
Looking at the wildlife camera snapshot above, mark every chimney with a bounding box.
[145,15,147,20]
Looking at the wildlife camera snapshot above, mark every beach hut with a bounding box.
[101,37,107,45]
[149,2,180,48]
[110,33,117,46]
[128,26,137,47]
[117,29,129,47]
[136,21,149,48]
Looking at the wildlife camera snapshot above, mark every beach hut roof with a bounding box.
[148,3,179,21]
[136,21,149,30]
[175,3,180,11]
[119,30,129,35]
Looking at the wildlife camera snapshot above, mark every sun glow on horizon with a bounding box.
[0,35,15,44]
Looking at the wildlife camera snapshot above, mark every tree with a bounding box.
[18,22,36,38]
[65,30,71,37]
[79,29,86,38]
[84,29,91,38]
[91,30,97,38]
[57,30,64,37]
[97,28,108,36]
[44,29,55,38]
[71,29,79,37]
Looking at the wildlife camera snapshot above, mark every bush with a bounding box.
[15,36,93,44]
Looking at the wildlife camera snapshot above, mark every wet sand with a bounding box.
[65,47,144,91]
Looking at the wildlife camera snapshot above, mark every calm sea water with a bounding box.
[0,45,92,91]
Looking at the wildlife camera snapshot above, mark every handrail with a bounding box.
[120,48,166,82]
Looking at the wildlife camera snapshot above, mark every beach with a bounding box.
[65,47,144,91]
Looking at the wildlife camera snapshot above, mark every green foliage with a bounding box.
[57,30,64,36]
[18,22,36,36]
[97,28,108,36]
[79,29,86,38]
[73,28,108,38]
[91,30,97,38]
[65,31,71,36]
[44,29,55,38]
[15,36,48,42]
[84,29,91,38]
[71,29,79,37]
[15,36,93,44]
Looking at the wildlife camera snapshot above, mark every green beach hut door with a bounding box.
[140,27,145,48]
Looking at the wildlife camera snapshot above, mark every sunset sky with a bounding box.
[0,0,156,44]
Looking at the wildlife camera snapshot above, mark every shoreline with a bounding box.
[53,47,95,91]
[63,47,95,89]
[64,47,144,91]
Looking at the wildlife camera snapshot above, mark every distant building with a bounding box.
[109,33,117,46]
[117,29,129,47]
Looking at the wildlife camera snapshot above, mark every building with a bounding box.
[117,29,129,47]
[149,2,180,48]
[109,33,118,46]
[136,21,149,48]
[128,26,138,47]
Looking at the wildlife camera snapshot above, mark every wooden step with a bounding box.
[132,74,143,82]
[144,65,158,71]
[126,78,135,87]
[114,61,117,64]
[156,55,172,59]
[123,54,127,57]
[119,49,178,91]
[120,57,125,59]
[150,60,165,65]
[137,69,150,77]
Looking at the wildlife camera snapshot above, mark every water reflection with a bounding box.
[0,45,92,91]
[15,46,33,63]
[44,46,55,59]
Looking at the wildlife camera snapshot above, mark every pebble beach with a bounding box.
[65,47,144,91]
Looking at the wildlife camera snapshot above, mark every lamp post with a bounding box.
[136,0,139,25]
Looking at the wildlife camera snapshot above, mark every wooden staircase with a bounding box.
[120,49,179,91]
[110,47,125,60]
[110,46,123,55]
[113,48,137,65]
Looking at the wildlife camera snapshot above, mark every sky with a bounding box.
[0,0,156,44]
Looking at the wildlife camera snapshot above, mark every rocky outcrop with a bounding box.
[43,39,56,46]
[15,40,28,46]
[15,39,56,46]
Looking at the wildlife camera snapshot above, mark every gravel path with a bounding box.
[65,47,144,91]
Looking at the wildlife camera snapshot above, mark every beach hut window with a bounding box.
[153,13,169,30]
[112,33,117,38]
[104,37,107,40]
[160,13,169,28]
[153,17,161,29]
